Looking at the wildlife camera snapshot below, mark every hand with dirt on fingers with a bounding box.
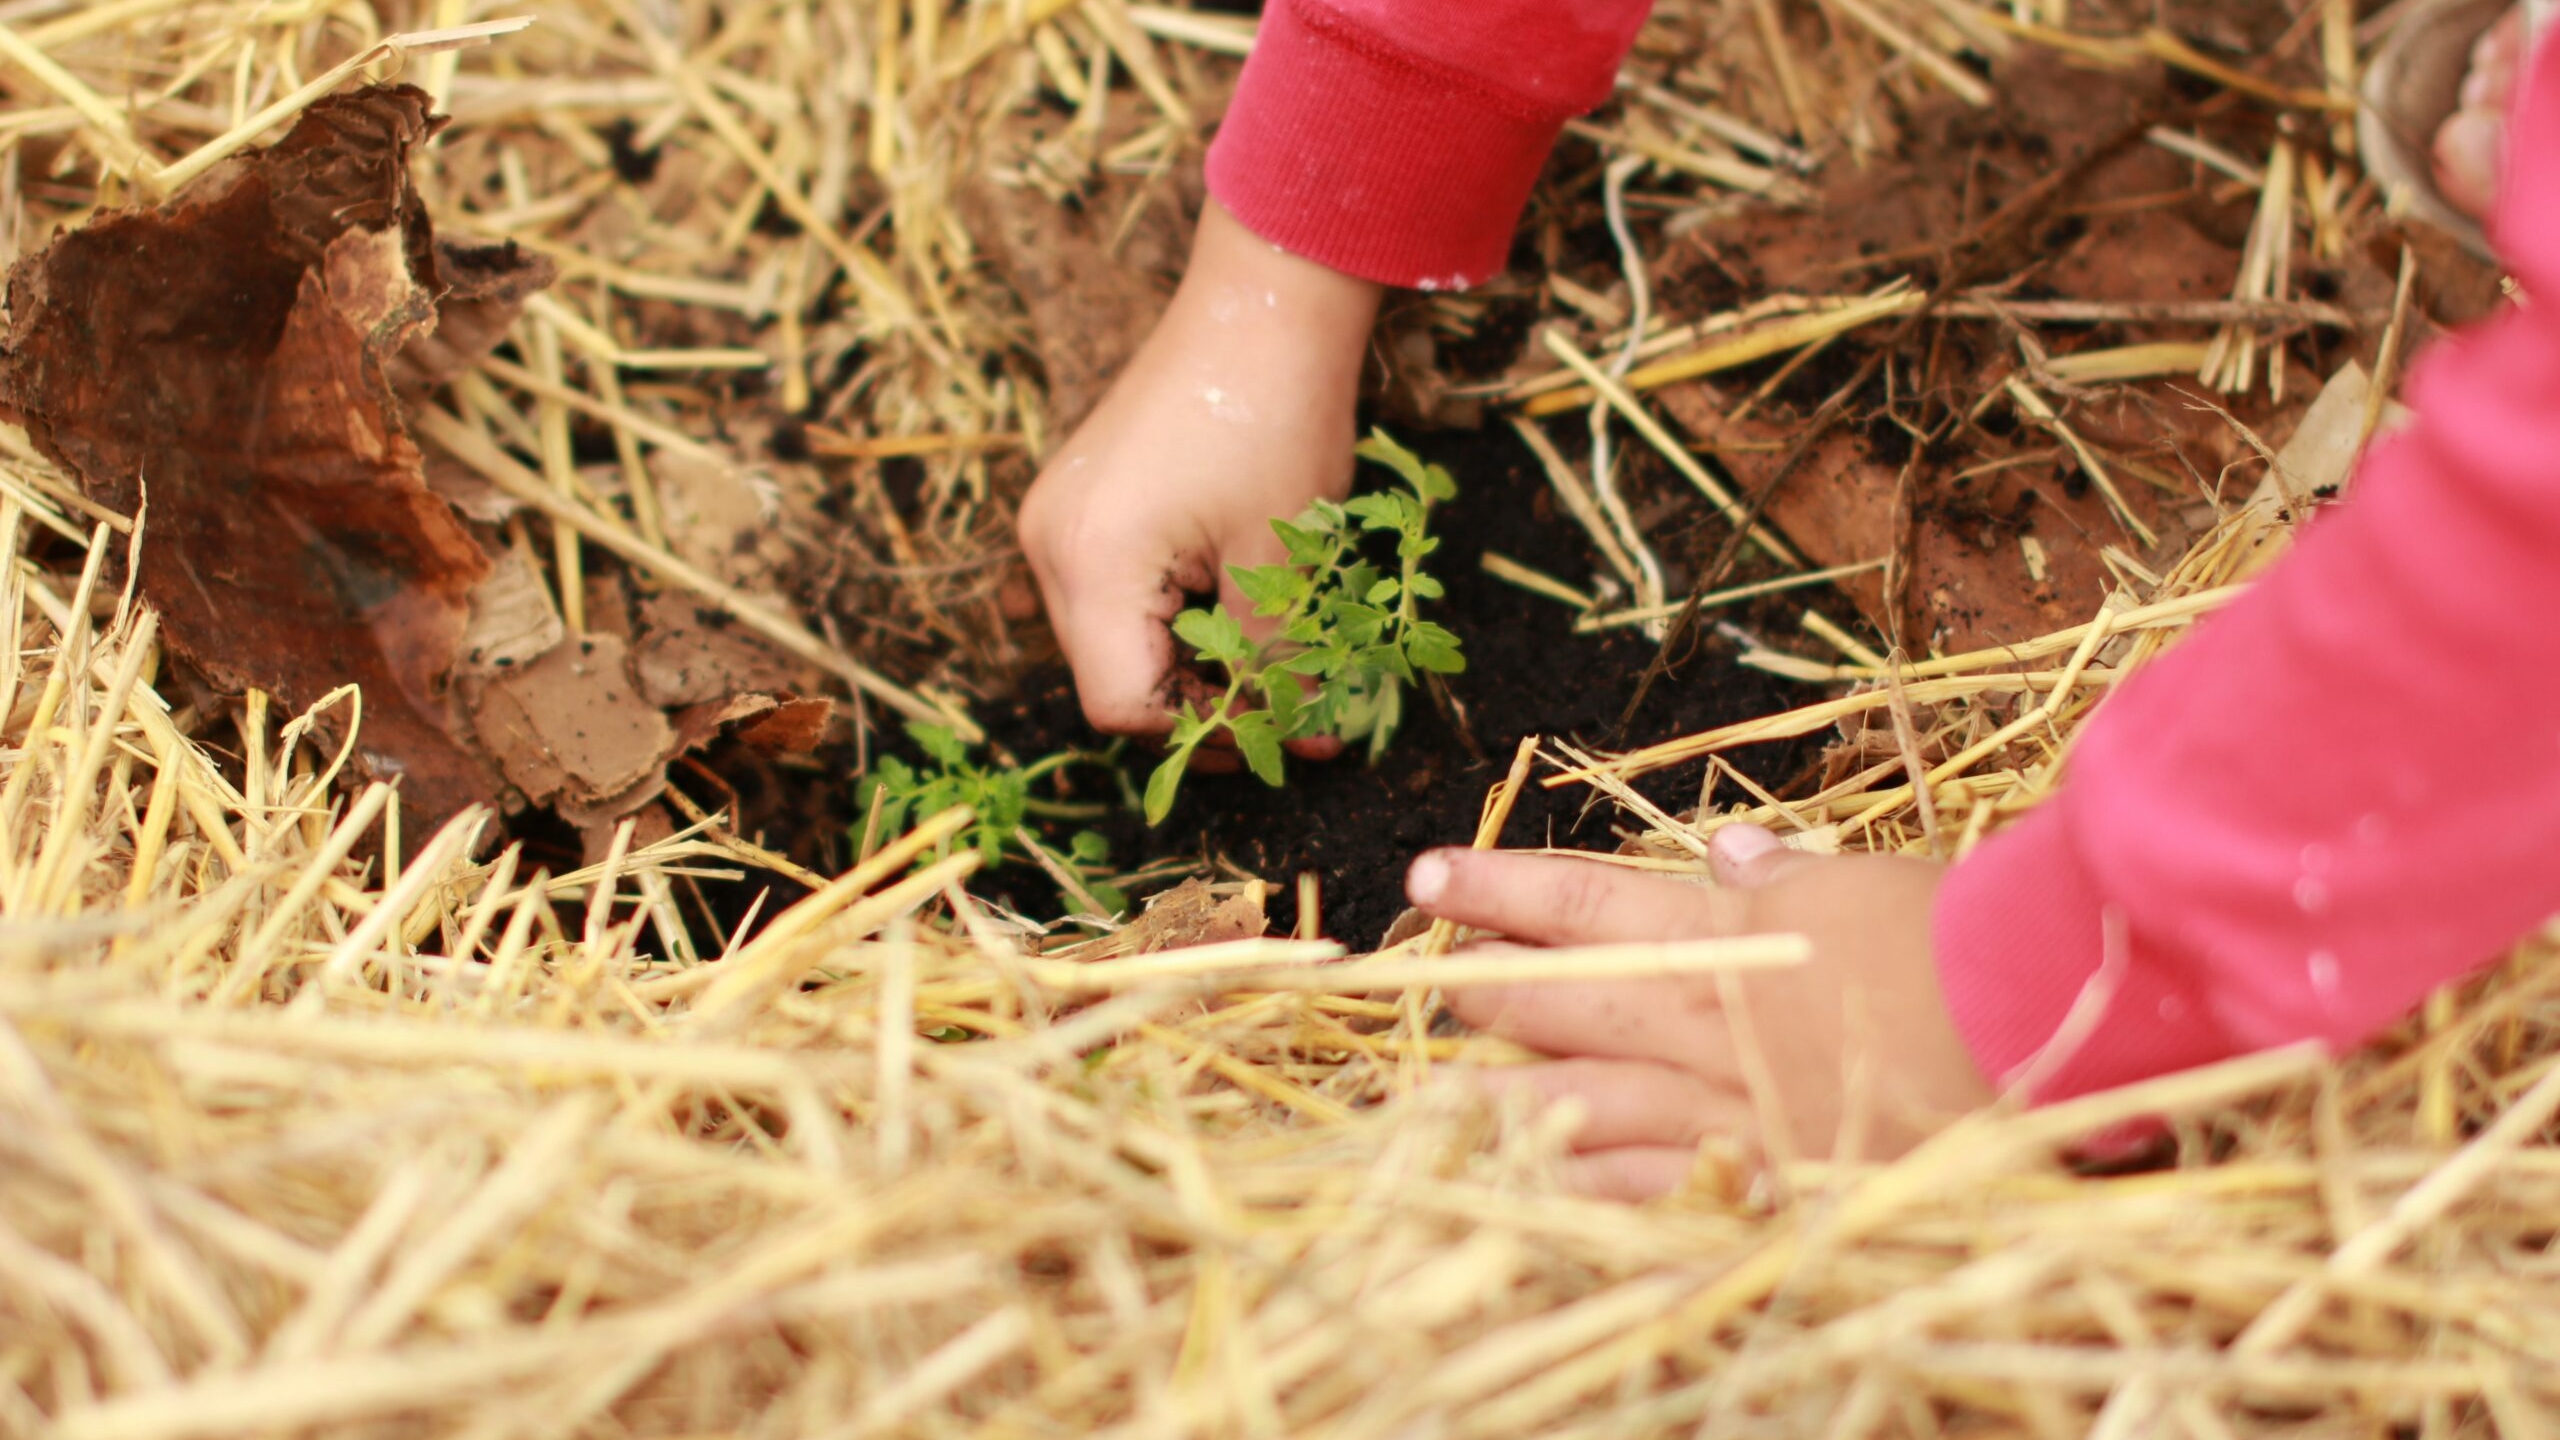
[1403,824,1995,1201]
[1017,199,1383,768]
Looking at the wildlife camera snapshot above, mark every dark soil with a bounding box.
[960,423,1819,949]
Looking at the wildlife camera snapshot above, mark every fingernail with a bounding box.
[1407,850,1455,906]
[1710,824,1782,869]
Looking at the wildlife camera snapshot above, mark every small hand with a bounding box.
[1018,199,1382,760]
[1405,825,1995,1201]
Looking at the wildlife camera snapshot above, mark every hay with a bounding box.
[4,0,2560,1435]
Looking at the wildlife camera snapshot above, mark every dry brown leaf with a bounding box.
[1664,380,2167,655]
[731,697,833,754]
[0,85,526,831]
[457,550,567,677]
[669,693,832,756]
[629,452,808,706]
[1089,878,1268,957]
[388,236,556,395]
[464,632,673,816]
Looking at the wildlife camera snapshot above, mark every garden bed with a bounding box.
[4,0,2556,1436]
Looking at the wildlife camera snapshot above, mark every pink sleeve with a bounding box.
[1205,0,1654,290]
[1931,28,2560,1102]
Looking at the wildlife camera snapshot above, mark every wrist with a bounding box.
[1177,198,1383,361]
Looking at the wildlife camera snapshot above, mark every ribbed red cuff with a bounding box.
[1205,0,1570,290]
[1931,807,2238,1104]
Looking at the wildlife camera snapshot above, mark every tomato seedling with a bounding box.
[859,721,1129,918]
[1144,430,1466,824]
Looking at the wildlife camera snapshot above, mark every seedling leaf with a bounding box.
[1231,563,1303,613]
[1272,518,1329,566]
[1228,710,1286,786]
[1143,753,1186,824]
[1264,669,1306,732]
[1172,606,1250,665]
[1142,426,1465,824]
[1354,429,1431,490]
[910,722,968,768]
[1408,626,1466,674]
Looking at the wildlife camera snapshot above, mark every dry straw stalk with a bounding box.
[2,0,2557,1437]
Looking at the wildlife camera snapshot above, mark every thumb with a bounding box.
[1707,824,1812,889]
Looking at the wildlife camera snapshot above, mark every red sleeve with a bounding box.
[1205,0,1654,290]
[1932,28,2560,1102]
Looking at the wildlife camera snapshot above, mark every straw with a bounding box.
[3,5,2550,1439]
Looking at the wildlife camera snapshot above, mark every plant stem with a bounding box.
[1022,798,1108,820]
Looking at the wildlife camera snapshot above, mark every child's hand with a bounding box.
[1017,200,1383,746]
[1405,825,1996,1201]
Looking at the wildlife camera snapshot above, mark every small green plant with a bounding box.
[858,721,1128,918]
[1144,430,1466,825]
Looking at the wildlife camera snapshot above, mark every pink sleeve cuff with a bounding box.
[1931,806,2241,1104]
[1204,0,1575,290]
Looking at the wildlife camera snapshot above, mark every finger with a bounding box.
[2433,108,2506,221]
[1562,1147,1703,1202]
[1186,746,1241,775]
[1706,824,1816,890]
[1285,734,1344,762]
[1473,1059,1751,1153]
[1444,949,1737,1072]
[1405,850,1748,947]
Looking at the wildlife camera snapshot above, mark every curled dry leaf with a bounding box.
[729,697,833,754]
[388,236,557,396]
[670,693,834,756]
[0,85,551,832]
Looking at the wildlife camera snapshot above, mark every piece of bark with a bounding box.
[0,85,522,829]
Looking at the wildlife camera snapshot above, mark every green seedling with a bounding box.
[858,721,1128,918]
[1144,429,1466,825]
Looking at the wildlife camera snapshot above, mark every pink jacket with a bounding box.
[1210,0,2560,1100]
